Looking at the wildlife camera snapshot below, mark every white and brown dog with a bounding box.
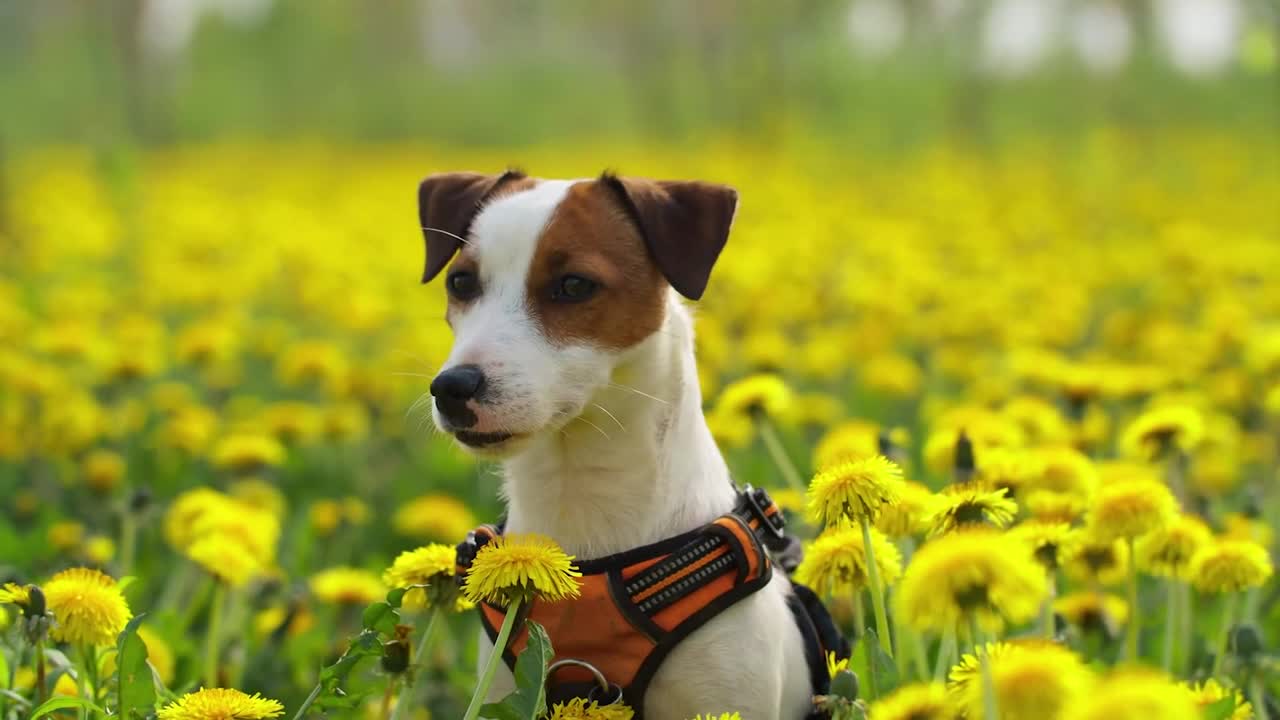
[420,171,812,719]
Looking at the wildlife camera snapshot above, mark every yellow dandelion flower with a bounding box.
[309,500,344,535]
[210,433,286,473]
[14,667,80,697]
[1002,395,1070,445]
[1025,446,1098,499]
[383,544,458,609]
[867,682,953,720]
[926,485,1018,537]
[84,535,116,565]
[826,651,850,679]
[1011,520,1079,570]
[1063,535,1130,587]
[43,567,132,646]
[1022,490,1090,523]
[795,526,903,597]
[48,520,85,552]
[82,449,125,492]
[896,529,1047,633]
[974,447,1041,497]
[165,488,235,550]
[462,533,582,606]
[546,697,635,720]
[812,420,881,470]
[392,493,477,541]
[157,687,284,720]
[1188,540,1273,593]
[688,715,741,720]
[309,567,387,605]
[1134,513,1212,578]
[1085,477,1177,542]
[186,533,268,588]
[1180,679,1253,720]
[876,481,937,537]
[1066,669,1199,720]
[713,373,793,421]
[806,455,904,526]
[1053,592,1129,637]
[1221,512,1274,547]
[1120,406,1204,460]
[950,641,1094,720]
[0,582,32,608]
[228,479,287,519]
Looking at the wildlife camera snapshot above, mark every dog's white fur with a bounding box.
[434,181,811,719]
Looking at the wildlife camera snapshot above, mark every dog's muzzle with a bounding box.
[430,364,485,428]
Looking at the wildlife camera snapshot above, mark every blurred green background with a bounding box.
[2,0,1277,150]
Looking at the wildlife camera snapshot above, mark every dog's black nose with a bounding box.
[431,365,486,400]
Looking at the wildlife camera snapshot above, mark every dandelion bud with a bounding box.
[129,487,153,513]
[1230,623,1264,660]
[381,637,411,674]
[953,430,976,483]
[830,668,859,701]
[24,585,46,618]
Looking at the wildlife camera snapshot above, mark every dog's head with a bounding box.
[417,170,737,457]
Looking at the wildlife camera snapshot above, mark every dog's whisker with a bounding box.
[606,382,670,405]
[571,414,611,441]
[592,402,626,432]
[391,371,436,379]
[422,226,471,246]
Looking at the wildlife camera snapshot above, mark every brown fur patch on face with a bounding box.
[526,181,667,349]
[443,175,539,326]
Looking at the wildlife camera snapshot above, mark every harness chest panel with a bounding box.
[457,487,846,718]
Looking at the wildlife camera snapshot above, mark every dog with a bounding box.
[420,170,812,719]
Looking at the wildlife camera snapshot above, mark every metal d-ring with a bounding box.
[546,658,623,705]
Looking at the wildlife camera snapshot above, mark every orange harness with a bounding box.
[456,487,844,717]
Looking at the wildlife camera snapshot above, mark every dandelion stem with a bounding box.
[34,640,47,706]
[462,597,522,720]
[860,517,893,658]
[1041,574,1057,640]
[1251,676,1270,720]
[120,505,137,577]
[389,607,442,720]
[1179,582,1194,673]
[1211,592,1237,678]
[756,416,804,492]
[1163,580,1177,674]
[970,618,997,720]
[205,582,226,688]
[1126,538,1140,661]
[290,683,325,720]
[910,628,929,681]
[933,629,955,683]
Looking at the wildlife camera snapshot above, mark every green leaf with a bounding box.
[0,643,9,690]
[361,602,400,636]
[117,576,139,594]
[850,629,898,700]
[479,621,555,720]
[28,696,107,719]
[318,631,382,687]
[117,613,157,720]
[386,587,408,609]
[1202,696,1239,720]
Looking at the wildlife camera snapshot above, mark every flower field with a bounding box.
[1,129,1279,720]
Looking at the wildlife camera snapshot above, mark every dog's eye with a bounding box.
[552,274,598,303]
[446,271,481,300]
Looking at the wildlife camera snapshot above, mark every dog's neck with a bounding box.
[501,293,736,558]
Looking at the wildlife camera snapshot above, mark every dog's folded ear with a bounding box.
[417,170,526,283]
[598,173,738,300]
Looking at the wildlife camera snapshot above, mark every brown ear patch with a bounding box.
[598,173,738,300]
[525,181,667,349]
[418,170,536,283]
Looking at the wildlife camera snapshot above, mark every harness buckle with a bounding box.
[740,484,787,544]
[547,658,624,706]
